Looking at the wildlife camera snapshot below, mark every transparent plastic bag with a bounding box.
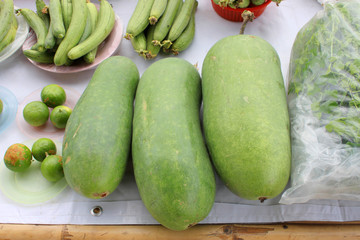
[280,0,360,204]
[317,0,337,5]
[317,0,327,5]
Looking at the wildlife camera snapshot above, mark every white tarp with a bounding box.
[2,0,358,225]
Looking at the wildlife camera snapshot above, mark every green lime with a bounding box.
[50,105,72,129]
[41,155,64,182]
[31,138,57,162]
[41,84,66,108]
[23,101,50,127]
[4,143,33,172]
[0,99,3,114]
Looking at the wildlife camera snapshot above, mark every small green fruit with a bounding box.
[23,101,50,127]
[50,105,72,129]
[41,84,66,108]
[4,143,33,172]
[0,99,3,114]
[31,138,57,162]
[41,155,64,182]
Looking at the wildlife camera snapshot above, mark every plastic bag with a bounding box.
[280,0,360,204]
[317,0,337,5]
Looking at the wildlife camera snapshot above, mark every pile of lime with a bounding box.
[3,138,64,182]
[23,84,72,129]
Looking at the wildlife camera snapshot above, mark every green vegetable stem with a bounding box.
[240,10,254,34]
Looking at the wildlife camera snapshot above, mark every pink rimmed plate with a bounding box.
[16,86,81,139]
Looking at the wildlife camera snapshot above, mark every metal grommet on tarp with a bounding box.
[90,206,103,217]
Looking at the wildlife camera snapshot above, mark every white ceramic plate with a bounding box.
[16,86,81,139]
[0,7,29,63]
[0,139,68,205]
[22,15,123,73]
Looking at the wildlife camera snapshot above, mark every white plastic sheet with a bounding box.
[3,0,360,225]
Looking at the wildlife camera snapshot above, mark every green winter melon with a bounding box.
[202,34,291,202]
[132,58,216,231]
[62,56,139,199]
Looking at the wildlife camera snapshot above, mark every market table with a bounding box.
[1,0,360,239]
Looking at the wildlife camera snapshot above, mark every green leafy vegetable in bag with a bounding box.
[280,0,360,205]
[288,0,360,147]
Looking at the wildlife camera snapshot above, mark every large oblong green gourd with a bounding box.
[202,35,291,202]
[132,58,216,231]
[62,56,139,199]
